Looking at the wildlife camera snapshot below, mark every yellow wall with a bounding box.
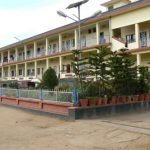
[111,6,150,29]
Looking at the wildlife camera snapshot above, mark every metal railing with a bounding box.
[0,88,75,103]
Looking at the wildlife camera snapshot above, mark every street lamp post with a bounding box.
[57,0,89,57]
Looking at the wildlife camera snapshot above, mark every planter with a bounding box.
[101,98,108,105]
[97,98,103,105]
[111,96,117,104]
[132,95,139,102]
[145,94,150,101]
[88,98,98,106]
[139,94,145,101]
[80,98,89,107]
[118,96,126,103]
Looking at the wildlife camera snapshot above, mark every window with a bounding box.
[88,29,92,34]
[37,68,40,75]
[93,27,96,33]
[42,68,44,75]
[19,69,23,76]
[27,69,30,76]
[31,69,35,76]
[11,70,15,76]
[126,34,135,43]
[71,39,75,47]
[37,48,41,53]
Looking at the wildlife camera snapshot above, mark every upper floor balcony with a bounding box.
[112,21,150,51]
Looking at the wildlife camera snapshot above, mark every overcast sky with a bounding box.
[0,0,109,48]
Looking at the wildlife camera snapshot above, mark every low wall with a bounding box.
[68,101,150,120]
[0,96,73,117]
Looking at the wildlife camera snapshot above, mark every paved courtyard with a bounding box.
[0,105,150,150]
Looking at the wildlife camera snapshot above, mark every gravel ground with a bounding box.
[0,105,150,150]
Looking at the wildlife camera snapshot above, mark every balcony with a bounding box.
[26,53,34,60]
[36,50,46,57]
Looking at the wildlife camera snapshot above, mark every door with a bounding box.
[140,32,147,47]
[99,32,105,43]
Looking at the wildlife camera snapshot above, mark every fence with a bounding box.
[0,88,77,103]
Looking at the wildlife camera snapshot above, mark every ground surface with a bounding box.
[0,105,150,150]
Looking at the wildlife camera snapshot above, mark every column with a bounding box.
[25,63,27,77]
[15,48,18,61]
[24,45,27,60]
[137,53,141,66]
[8,66,10,77]
[46,58,49,70]
[96,22,100,45]
[74,29,78,49]
[46,38,49,55]
[35,61,37,77]
[1,67,3,79]
[59,34,62,52]
[135,23,140,48]
[34,41,37,58]
[1,52,3,64]
[16,64,18,78]
[8,50,10,62]
[59,56,62,78]
[109,18,113,43]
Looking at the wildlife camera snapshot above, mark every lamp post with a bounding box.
[57,0,89,58]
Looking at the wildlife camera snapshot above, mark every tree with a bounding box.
[72,50,88,94]
[109,49,137,96]
[88,46,111,97]
[41,67,58,89]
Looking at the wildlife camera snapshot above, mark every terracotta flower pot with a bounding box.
[97,98,103,105]
[80,98,88,107]
[145,94,150,101]
[88,98,98,106]
[132,95,139,102]
[139,94,145,101]
[118,96,126,103]
[102,98,108,105]
[111,96,117,104]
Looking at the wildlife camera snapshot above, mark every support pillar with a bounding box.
[46,58,49,70]
[96,22,100,45]
[74,29,78,49]
[46,38,49,55]
[15,48,18,61]
[59,34,62,52]
[135,23,140,48]
[137,53,141,66]
[59,56,62,78]
[35,61,37,77]
[24,45,27,60]
[25,63,27,77]
[34,42,37,58]
[16,64,18,78]
[8,50,10,62]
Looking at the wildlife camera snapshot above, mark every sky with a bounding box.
[0,0,109,48]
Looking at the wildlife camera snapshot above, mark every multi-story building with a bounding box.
[0,0,150,84]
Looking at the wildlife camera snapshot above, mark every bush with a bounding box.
[41,67,58,89]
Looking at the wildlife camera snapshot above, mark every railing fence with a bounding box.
[0,88,78,103]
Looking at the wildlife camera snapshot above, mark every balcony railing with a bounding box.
[36,50,46,57]
[17,55,25,61]
[26,53,34,59]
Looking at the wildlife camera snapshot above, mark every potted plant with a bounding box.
[111,96,117,104]
[80,98,89,107]
[88,97,98,106]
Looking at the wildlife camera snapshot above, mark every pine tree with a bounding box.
[88,46,111,97]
